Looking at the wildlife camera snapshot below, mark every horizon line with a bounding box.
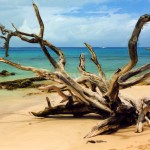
[1,46,149,48]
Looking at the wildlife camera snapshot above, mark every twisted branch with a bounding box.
[118,63,150,88]
[78,54,107,93]
[105,14,150,103]
[84,43,109,88]
[0,57,53,78]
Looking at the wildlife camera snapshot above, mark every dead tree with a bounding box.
[0,3,150,138]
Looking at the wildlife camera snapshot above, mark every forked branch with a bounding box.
[84,43,109,88]
[0,2,150,139]
[118,63,150,88]
[33,2,44,38]
[105,14,150,104]
[78,54,107,93]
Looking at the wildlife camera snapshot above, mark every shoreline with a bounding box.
[0,85,150,150]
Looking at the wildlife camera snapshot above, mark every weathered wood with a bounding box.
[31,97,110,118]
[84,43,109,89]
[105,15,150,107]
[31,103,92,117]
[0,3,150,138]
[78,54,107,93]
[33,2,44,38]
[84,113,136,138]
[118,63,150,88]
[136,98,150,132]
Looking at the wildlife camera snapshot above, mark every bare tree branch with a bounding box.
[1,3,150,138]
[84,43,109,88]
[0,57,52,78]
[43,40,66,70]
[78,54,107,93]
[33,2,44,38]
[105,14,150,105]
[118,63,150,88]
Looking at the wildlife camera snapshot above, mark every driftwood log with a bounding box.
[0,3,150,138]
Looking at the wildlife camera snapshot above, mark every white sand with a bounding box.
[0,86,150,150]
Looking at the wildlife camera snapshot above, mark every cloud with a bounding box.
[17,11,138,47]
[0,0,110,7]
[0,0,150,47]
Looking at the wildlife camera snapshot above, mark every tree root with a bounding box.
[31,103,92,117]
[84,114,137,138]
[136,105,150,133]
[31,97,110,118]
[84,105,137,138]
[0,2,150,138]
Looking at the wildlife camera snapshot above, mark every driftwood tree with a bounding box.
[0,3,150,138]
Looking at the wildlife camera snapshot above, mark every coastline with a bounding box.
[0,1,150,149]
[0,47,149,82]
[0,85,150,150]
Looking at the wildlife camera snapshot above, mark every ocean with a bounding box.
[0,47,149,82]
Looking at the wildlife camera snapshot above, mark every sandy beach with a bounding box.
[0,0,150,150]
[0,85,150,150]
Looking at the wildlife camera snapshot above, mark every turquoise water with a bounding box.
[0,47,149,81]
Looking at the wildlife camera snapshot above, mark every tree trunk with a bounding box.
[0,2,150,138]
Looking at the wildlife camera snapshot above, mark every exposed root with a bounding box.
[136,103,150,133]
[0,2,150,138]
[84,104,137,138]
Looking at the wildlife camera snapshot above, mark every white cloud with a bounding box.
[18,20,38,34]
[17,12,139,47]
[1,0,150,47]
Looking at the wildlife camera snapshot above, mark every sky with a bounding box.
[0,0,150,47]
